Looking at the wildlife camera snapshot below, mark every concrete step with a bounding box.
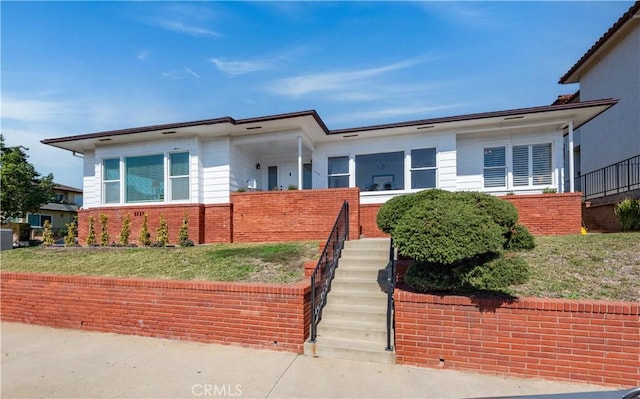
[327,290,388,307]
[340,247,390,259]
[304,338,395,364]
[321,303,387,324]
[344,238,390,251]
[338,257,389,268]
[330,278,384,293]
[335,266,384,279]
[318,319,388,342]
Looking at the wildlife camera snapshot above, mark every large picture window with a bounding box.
[328,156,349,188]
[483,146,507,188]
[356,151,404,191]
[103,158,120,204]
[411,148,436,189]
[169,152,190,200]
[126,154,164,203]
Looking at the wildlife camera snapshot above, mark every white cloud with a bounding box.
[1,97,71,123]
[265,58,428,97]
[153,19,220,38]
[137,50,150,61]
[161,68,201,80]
[210,58,272,76]
[329,103,467,125]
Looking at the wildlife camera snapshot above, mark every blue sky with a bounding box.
[1,1,634,189]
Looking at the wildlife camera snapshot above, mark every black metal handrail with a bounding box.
[309,201,349,343]
[576,154,640,199]
[385,237,396,351]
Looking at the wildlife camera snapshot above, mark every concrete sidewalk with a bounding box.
[0,322,616,399]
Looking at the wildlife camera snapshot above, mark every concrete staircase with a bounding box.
[304,238,395,364]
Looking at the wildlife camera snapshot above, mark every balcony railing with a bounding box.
[575,155,640,199]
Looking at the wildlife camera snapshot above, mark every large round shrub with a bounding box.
[376,189,453,234]
[456,191,519,231]
[393,199,504,265]
[404,261,457,292]
[504,223,535,251]
[460,253,531,291]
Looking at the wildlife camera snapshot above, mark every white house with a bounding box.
[43,100,615,211]
[559,1,640,196]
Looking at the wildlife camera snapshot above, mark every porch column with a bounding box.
[297,135,303,190]
[568,121,575,193]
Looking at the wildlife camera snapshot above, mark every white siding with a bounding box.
[82,150,99,209]
[313,131,457,204]
[456,130,564,195]
[576,26,640,174]
[201,137,230,204]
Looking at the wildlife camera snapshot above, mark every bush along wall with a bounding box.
[378,190,534,295]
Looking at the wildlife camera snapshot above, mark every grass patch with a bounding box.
[0,242,318,284]
[515,232,640,302]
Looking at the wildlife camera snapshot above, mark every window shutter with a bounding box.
[513,145,530,186]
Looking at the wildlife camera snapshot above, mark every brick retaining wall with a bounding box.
[394,288,640,386]
[502,193,582,235]
[0,273,311,353]
[231,188,360,242]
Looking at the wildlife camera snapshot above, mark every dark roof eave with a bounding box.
[328,98,619,135]
[559,1,640,84]
[40,110,328,148]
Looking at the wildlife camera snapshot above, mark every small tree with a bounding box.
[86,216,96,246]
[64,217,77,247]
[99,214,109,246]
[42,219,54,246]
[0,135,54,224]
[139,213,151,246]
[178,214,193,246]
[119,214,131,246]
[155,214,169,246]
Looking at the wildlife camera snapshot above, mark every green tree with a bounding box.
[0,135,54,224]
[156,214,169,246]
[139,213,151,246]
[64,217,77,247]
[86,216,96,246]
[99,214,109,246]
[119,214,131,246]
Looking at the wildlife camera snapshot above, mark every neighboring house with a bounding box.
[22,183,83,237]
[559,1,640,197]
[41,100,615,243]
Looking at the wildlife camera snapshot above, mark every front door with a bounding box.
[303,163,312,189]
[268,166,278,190]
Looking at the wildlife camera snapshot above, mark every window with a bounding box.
[169,152,189,200]
[411,148,437,189]
[356,151,404,191]
[328,156,349,188]
[103,158,120,204]
[483,147,506,188]
[125,154,164,203]
[27,214,52,228]
[513,144,552,186]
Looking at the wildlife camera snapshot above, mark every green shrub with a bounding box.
[505,223,535,250]
[542,187,557,194]
[86,216,96,246]
[404,261,458,292]
[42,219,54,246]
[119,214,131,246]
[456,191,518,232]
[614,198,640,231]
[393,199,504,265]
[99,214,109,246]
[376,189,453,234]
[64,217,77,247]
[460,253,530,292]
[178,214,193,246]
[138,214,151,246]
[155,214,169,247]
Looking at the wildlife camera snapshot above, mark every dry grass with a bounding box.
[0,242,318,284]
[515,232,640,302]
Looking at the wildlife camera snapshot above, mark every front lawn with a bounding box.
[0,242,318,284]
[515,232,640,302]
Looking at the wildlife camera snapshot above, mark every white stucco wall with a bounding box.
[456,129,564,195]
[576,25,640,174]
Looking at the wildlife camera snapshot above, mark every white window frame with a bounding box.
[168,151,190,201]
[409,147,438,190]
[327,155,350,189]
[483,146,507,188]
[483,142,553,191]
[100,151,191,205]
